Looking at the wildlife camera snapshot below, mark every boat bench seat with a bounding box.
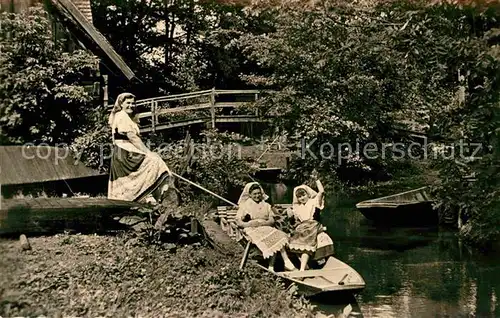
[215,207,240,240]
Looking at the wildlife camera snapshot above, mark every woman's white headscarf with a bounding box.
[108,92,136,127]
[292,184,324,209]
[238,182,269,205]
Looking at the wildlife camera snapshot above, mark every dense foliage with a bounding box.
[91,0,273,98]
[432,24,500,248]
[235,1,500,247]
[0,8,99,144]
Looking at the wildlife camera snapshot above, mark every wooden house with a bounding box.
[0,0,138,105]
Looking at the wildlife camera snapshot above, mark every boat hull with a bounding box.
[0,197,142,235]
[357,201,438,225]
[356,187,438,226]
[256,256,366,297]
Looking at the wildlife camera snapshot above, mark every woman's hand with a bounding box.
[310,169,319,181]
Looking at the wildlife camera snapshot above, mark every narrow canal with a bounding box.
[260,183,500,318]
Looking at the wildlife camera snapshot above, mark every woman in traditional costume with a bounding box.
[235,182,297,271]
[288,175,334,271]
[107,93,172,203]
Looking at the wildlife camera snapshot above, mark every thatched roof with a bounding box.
[0,146,101,185]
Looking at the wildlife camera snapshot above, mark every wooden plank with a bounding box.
[26,199,43,208]
[361,187,430,202]
[318,276,337,285]
[216,117,269,123]
[210,89,216,128]
[137,103,212,118]
[217,204,291,210]
[214,102,254,108]
[138,92,212,104]
[215,89,263,95]
[239,241,251,269]
[0,198,141,212]
[140,118,209,132]
[356,202,405,208]
[0,197,145,235]
[136,89,214,104]
[282,268,347,278]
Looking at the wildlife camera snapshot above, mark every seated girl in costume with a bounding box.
[236,182,297,271]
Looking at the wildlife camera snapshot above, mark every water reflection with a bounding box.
[258,183,499,317]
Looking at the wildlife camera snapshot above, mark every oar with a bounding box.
[171,172,238,207]
[171,172,250,269]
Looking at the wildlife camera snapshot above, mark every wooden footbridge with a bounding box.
[133,88,428,139]
[135,89,269,134]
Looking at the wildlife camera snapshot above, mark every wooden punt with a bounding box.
[0,197,143,235]
[355,186,438,225]
[213,204,366,297]
[253,256,366,297]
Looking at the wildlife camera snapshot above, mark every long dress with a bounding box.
[236,198,289,259]
[107,110,170,202]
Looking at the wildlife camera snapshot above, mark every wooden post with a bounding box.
[239,241,251,270]
[254,93,259,116]
[190,217,198,234]
[103,74,108,108]
[151,101,156,134]
[210,88,216,128]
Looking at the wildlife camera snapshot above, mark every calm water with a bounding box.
[259,183,500,318]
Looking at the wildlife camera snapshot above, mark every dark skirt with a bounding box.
[289,219,334,260]
[108,145,170,202]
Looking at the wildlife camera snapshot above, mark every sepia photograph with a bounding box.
[0,0,499,316]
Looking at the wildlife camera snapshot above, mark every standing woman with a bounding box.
[107,92,172,203]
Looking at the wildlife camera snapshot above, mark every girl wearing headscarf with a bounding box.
[236,182,297,271]
[107,92,172,203]
[288,174,334,271]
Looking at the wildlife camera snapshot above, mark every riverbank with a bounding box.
[0,233,315,317]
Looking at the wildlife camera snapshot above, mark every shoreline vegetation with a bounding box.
[0,234,315,317]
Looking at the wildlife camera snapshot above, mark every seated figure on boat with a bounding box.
[107,92,172,204]
[287,172,334,271]
[235,182,297,271]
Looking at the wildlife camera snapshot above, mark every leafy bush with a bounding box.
[70,109,112,172]
[0,8,99,144]
[155,129,258,202]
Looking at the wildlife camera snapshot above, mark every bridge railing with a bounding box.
[134,89,268,133]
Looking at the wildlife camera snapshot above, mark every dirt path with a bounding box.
[0,234,316,317]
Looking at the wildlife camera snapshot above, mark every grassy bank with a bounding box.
[0,233,315,317]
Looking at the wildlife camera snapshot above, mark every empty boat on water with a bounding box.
[355,186,438,225]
